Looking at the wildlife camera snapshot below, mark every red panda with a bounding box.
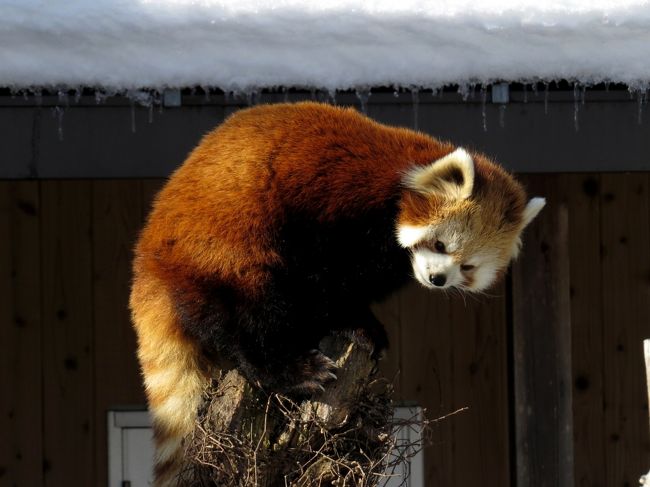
[130,101,544,485]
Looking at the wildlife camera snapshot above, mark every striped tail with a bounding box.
[130,273,209,486]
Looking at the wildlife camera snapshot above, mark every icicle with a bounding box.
[457,84,471,102]
[637,90,646,125]
[480,85,487,132]
[95,90,113,105]
[411,88,419,131]
[57,90,69,107]
[393,87,400,98]
[127,90,153,108]
[131,103,136,133]
[52,107,64,141]
[355,88,371,114]
[246,89,260,106]
[202,86,211,103]
[281,87,289,103]
[470,83,477,101]
[74,88,82,104]
[499,105,506,128]
[328,89,337,105]
[151,90,162,115]
[573,83,580,132]
[34,89,42,106]
[544,83,549,115]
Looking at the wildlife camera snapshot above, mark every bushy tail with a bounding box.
[130,273,208,486]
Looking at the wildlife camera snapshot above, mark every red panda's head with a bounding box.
[396,148,545,292]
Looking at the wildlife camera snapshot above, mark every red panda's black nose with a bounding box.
[430,274,447,287]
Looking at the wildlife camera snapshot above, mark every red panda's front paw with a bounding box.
[292,349,338,394]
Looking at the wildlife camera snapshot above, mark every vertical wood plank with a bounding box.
[564,173,607,487]
[512,174,574,487]
[0,181,43,487]
[41,181,94,487]
[92,180,148,487]
[372,292,403,397]
[600,173,650,487]
[398,284,454,487]
[450,284,509,487]
[643,339,650,436]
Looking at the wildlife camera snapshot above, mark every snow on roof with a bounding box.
[2,0,650,92]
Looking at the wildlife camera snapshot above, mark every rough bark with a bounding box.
[185,333,394,487]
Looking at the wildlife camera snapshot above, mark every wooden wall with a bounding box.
[0,180,160,487]
[1,174,649,487]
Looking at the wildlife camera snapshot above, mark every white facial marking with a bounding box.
[472,263,498,291]
[408,243,504,292]
[465,249,502,291]
[397,224,430,248]
[411,247,461,289]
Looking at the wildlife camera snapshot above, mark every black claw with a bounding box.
[289,349,339,394]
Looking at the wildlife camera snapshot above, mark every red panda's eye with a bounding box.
[434,241,446,253]
[461,264,475,271]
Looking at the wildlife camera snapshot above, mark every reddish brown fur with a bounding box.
[398,153,526,227]
[137,102,457,296]
[131,102,529,485]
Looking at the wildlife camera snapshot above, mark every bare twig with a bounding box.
[181,332,448,486]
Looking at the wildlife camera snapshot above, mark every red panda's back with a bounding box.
[137,102,448,290]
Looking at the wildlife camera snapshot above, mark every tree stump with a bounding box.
[183,333,396,487]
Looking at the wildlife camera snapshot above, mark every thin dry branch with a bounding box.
[181,332,432,487]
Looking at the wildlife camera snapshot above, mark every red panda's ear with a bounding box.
[403,148,475,200]
[521,197,546,228]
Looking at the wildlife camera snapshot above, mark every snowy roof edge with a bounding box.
[3,1,650,92]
